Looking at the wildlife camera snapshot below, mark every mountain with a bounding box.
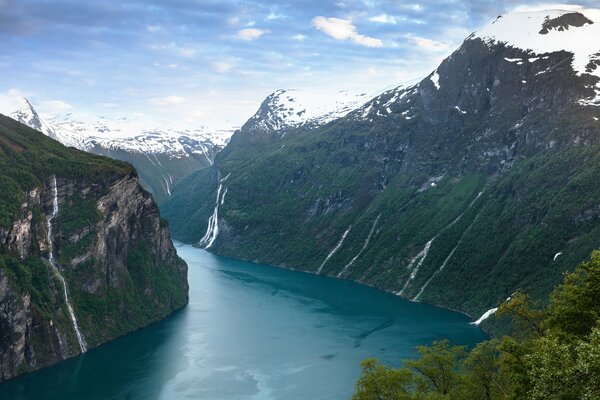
[8,99,231,205]
[0,114,188,381]
[162,7,600,328]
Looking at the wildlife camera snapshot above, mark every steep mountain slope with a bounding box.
[163,8,600,325]
[0,114,188,381]
[8,99,230,204]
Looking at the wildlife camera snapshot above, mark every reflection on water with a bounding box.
[0,242,486,400]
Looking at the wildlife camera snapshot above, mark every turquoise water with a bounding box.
[0,242,486,399]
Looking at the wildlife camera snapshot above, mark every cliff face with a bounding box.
[163,9,600,325]
[0,115,188,382]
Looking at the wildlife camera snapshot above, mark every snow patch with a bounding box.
[474,9,600,79]
[430,70,440,89]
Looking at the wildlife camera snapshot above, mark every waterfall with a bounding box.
[317,226,352,274]
[337,214,381,278]
[472,307,499,325]
[413,207,485,301]
[199,173,230,249]
[398,239,433,296]
[398,191,484,296]
[46,175,87,353]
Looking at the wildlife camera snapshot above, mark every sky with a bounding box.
[0,0,597,132]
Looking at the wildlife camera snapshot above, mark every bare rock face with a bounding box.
[0,171,188,382]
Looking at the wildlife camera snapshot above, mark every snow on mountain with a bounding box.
[472,8,600,106]
[7,98,232,159]
[4,98,234,204]
[472,8,600,77]
[9,98,56,137]
[354,7,600,121]
[242,89,371,136]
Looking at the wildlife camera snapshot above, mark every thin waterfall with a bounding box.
[337,214,380,278]
[317,226,352,274]
[398,191,484,296]
[46,175,87,353]
[413,207,485,301]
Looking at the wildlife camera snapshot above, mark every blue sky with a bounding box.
[0,1,596,131]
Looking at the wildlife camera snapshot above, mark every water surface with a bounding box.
[0,242,486,399]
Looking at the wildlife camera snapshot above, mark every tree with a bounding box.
[546,250,600,338]
[352,358,415,400]
[464,340,510,400]
[404,340,466,398]
[496,291,544,338]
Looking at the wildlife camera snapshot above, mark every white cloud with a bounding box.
[7,88,33,98]
[511,3,583,12]
[148,95,185,106]
[146,25,165,33]
[408,35,452,53]
[312,17,383,48]
[293,34,306,41]
[177,47,197,58]
[369,14,398,24]
[40,100,72,112]
[212,61,234,74]
[267,11,284,20]
[236,28,269,41]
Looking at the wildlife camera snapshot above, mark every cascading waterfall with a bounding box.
[472,307,498,325]
[399,191,484,296]
[317,226,352,274]
[198,173,230,249]
[46,175,87,353]
[413,207,485,301]
[337,214,381,278]
[398,239,433,296]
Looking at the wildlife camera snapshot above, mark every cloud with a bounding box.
[407,35,452,52]
[369,14,398,24]
[148,96,185,106]
[212,61,234,74]
[7,88,33,98]
[312,16,383,48]
[510,3,583,12]
[40,100,73,112]
[177,47,197,58]
[146,25,165,33]
[236,28,268,41]
[293,34,306,41]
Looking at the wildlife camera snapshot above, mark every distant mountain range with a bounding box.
[7,98,231,204]
[163,7,600,328]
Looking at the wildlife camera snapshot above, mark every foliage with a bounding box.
[0,114,132,229]
[352,252,600,399]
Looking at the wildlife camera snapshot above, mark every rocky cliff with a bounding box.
[0,114,188,382]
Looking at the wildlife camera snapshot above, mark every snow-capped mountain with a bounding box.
[354,7,600,122]
[164,6,600,325]
[242,89,371,138]
[7,98,233,204]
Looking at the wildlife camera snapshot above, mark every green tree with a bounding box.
[405,340,466,398]
[464,340,511,400]
[546,251,600,338]
[352,358,415,400]
[496,291,544,338]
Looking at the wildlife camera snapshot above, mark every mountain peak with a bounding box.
[471,8,600,77]
[242,88,370,137]
[10,97,54,136]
